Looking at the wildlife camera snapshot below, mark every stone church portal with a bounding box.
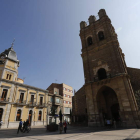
[97,86,120,122]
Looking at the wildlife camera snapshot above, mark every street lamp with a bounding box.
[34,111,36,126]
[30,97,36,127]
[46,101,52,125]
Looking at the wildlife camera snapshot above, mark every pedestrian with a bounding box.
[114,120,116,129]
[17,119,23,134]
[24,119,29,133]
[106,119,110,128]
[23,121,26,132]
[59,121,63,134]
[63,121,67,133]
[0,120,3,129]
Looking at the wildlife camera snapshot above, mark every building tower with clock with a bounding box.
[0,43,70,128]
[72,9,140,127]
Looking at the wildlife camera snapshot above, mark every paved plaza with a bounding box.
[0,126,140,140]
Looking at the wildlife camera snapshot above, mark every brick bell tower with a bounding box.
[79,9,140,127]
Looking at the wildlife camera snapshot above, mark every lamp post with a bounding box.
[34,111,36,126]
[46,101,52,125]
[30,97,36,127]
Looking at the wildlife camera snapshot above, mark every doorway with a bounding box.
[28,110,32,125]
[97,86,120,123]
[0,108,3,121]
[111,103,120,121]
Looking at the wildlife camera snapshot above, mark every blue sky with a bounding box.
[0,0,140,92]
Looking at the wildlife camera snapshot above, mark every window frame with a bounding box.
[16,109,22,121]
[98,31,105,41]
[38,110,42,121]
[87,36,93,46]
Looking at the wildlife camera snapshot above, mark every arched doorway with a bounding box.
[28,110,32,126]
[16,109,21,121]
[0,108,3,121]
[97,86,120,124]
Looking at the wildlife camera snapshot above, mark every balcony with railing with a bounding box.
[28,101,36,107]
[37,102,44,108]
[54,98,61,106]
[0,97,10,103]
[16,99,26,105]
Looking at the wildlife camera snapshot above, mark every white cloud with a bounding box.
[116,27,122,33]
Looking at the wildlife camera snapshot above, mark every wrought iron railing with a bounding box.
[16,99,26,104]
[0,98,10,102]
[28,101,36,106]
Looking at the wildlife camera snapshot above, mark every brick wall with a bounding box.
[127,67,140,109]
[72,86,87,116]
[127,67,140,91]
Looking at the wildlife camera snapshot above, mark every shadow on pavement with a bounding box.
[123,138,140,140]
[0,125,140,139]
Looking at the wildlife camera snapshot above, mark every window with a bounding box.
[64,94,66,97]
[19,93,24,103]
[6,74,9,79]
[98,31,104,41]
[16,109,21,121]
[97,68,107,80]
[64,101,66,104]
[1,89,8,101]
[31,95,34,103]
[38,111,42,121]
[50,97,53,102]
[55,91,57,94]
[6,74,12,80]
[87,37,93,46]
[40,97,43,105]
[63,88,66,90]
[56,98,60,103]
[64,107,70,114]
[68,95,70,98]
[68,101,70,104]
[9,74,12,80]
[68,89,69,92]
[71,90,73,93]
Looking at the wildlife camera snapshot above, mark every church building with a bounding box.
[72,9,140,127]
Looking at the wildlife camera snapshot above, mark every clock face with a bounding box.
[0,55,5,59]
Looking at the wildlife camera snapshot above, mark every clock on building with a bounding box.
[0,55,5,59]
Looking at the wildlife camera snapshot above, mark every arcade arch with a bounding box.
[97,86,120,122]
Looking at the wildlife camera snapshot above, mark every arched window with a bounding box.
[0,108,3,121]
[16,109,21,121]
[98,31,104,41]
[87,37,93,46]
[28,110,32,125]
[38,111,42,121]
[97,68,107,80]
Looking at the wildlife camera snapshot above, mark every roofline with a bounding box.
[127,67,140,70]
[62,83,73,88]
[1,78,49,93]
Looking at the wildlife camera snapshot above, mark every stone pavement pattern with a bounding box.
[0,126,140,140]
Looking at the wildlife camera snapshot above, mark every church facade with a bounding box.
[72,9,140,127]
